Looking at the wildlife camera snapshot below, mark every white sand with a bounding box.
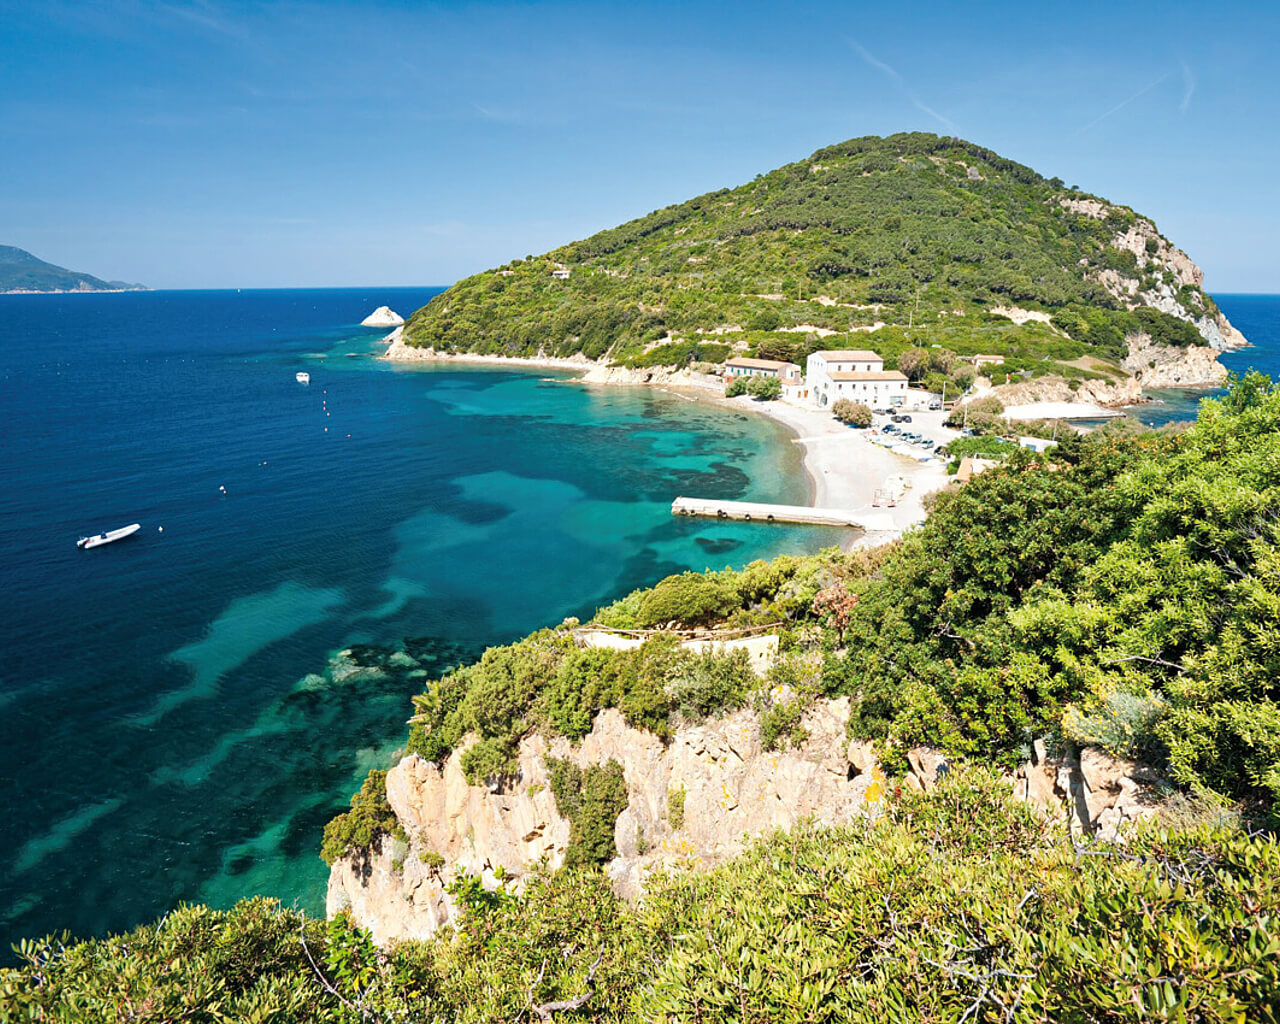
[741,399,951,541]
[382,331,598,371]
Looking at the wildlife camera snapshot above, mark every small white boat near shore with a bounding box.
[296,372,311,384]
[78,523,141,549]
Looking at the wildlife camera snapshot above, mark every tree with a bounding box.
[897,348,931,381]
[832,399,872,427]
[725,376,749,397]
[755,338,797,363]
[748,376,782,400]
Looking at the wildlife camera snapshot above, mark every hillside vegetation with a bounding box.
[6,378,1280,1020]
[321,376,1280,851]
[0,245,144,292]
[404,133,1229,385]
[6,777,1277,1021]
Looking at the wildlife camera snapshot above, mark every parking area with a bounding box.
[867,407,959,460]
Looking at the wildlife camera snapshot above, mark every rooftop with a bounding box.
[725,357,799,371]
[811,349,883,362]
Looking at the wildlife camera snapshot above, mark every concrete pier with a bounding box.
[671,496,895,532]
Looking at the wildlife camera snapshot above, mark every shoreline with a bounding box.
[379,338,948,543]
[380,329,599,371]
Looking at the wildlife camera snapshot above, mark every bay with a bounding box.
[0,288,836,952]
[1,289,1276,953]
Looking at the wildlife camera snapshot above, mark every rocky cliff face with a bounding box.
[361,306,404,327]
[1122,333,1230,388]
[327,701,1160,945]
[978,373,1144,409]
[1058,198,1246,351]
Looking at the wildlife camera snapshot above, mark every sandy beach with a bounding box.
[577,380,954,544]
[734,398,952,541]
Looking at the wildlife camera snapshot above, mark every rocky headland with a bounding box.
[328,699,1158,945]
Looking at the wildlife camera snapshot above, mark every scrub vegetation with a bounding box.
[6,774,1277,1021]
[322,375,1280,866]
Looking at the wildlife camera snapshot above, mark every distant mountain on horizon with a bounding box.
[0,245,146,293]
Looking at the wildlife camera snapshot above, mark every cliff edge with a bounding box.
[328,700,1155,945]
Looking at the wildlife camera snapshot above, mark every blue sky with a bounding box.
[2,0,1276,291]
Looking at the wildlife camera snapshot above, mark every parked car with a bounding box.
[921,439,936,449]
[898,414,913,423]
[928,400,942,410]
[883,423,897,433]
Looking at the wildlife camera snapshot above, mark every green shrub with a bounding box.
[945,393,1004,430]
[748,307,781,331]
[941,433,1018,471]
[668,648,753,721]
[759,699,810,751]
[725,375,749,397]
[321,769,405,865]
[547,758,630,868]
[0,899,346,1021]
[543,647,629,740]
[636,571,740,628]
[667,785,686,829]
[831,398,872,426]
[747,374,782,400]
[642,779,1280,1021]
[1063,688,1170,760]
[8,774,1280,1021]
[459,734,519,785]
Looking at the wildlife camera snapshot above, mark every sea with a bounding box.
[1132,294,1280,425]
[0,290,1276,955]
[0,287,841,954]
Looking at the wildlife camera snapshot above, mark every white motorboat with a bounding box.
[78,523,141,549]
[296,372,311,384]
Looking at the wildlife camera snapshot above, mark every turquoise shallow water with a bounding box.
[0,288,839,953]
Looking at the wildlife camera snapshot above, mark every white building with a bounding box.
[806,349,907,408]
[723,357,801,381]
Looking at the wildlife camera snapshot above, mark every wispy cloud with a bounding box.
[1179,59,1196,113]
[156,0,252,42]
[1078,73,1171,133]
[847,37,957,133]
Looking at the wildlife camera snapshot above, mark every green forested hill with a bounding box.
[0,245,144,292]
[405,133,1231,375]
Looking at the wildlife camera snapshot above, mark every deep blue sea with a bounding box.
[0,288,841,954]
[0,290,1276,955]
